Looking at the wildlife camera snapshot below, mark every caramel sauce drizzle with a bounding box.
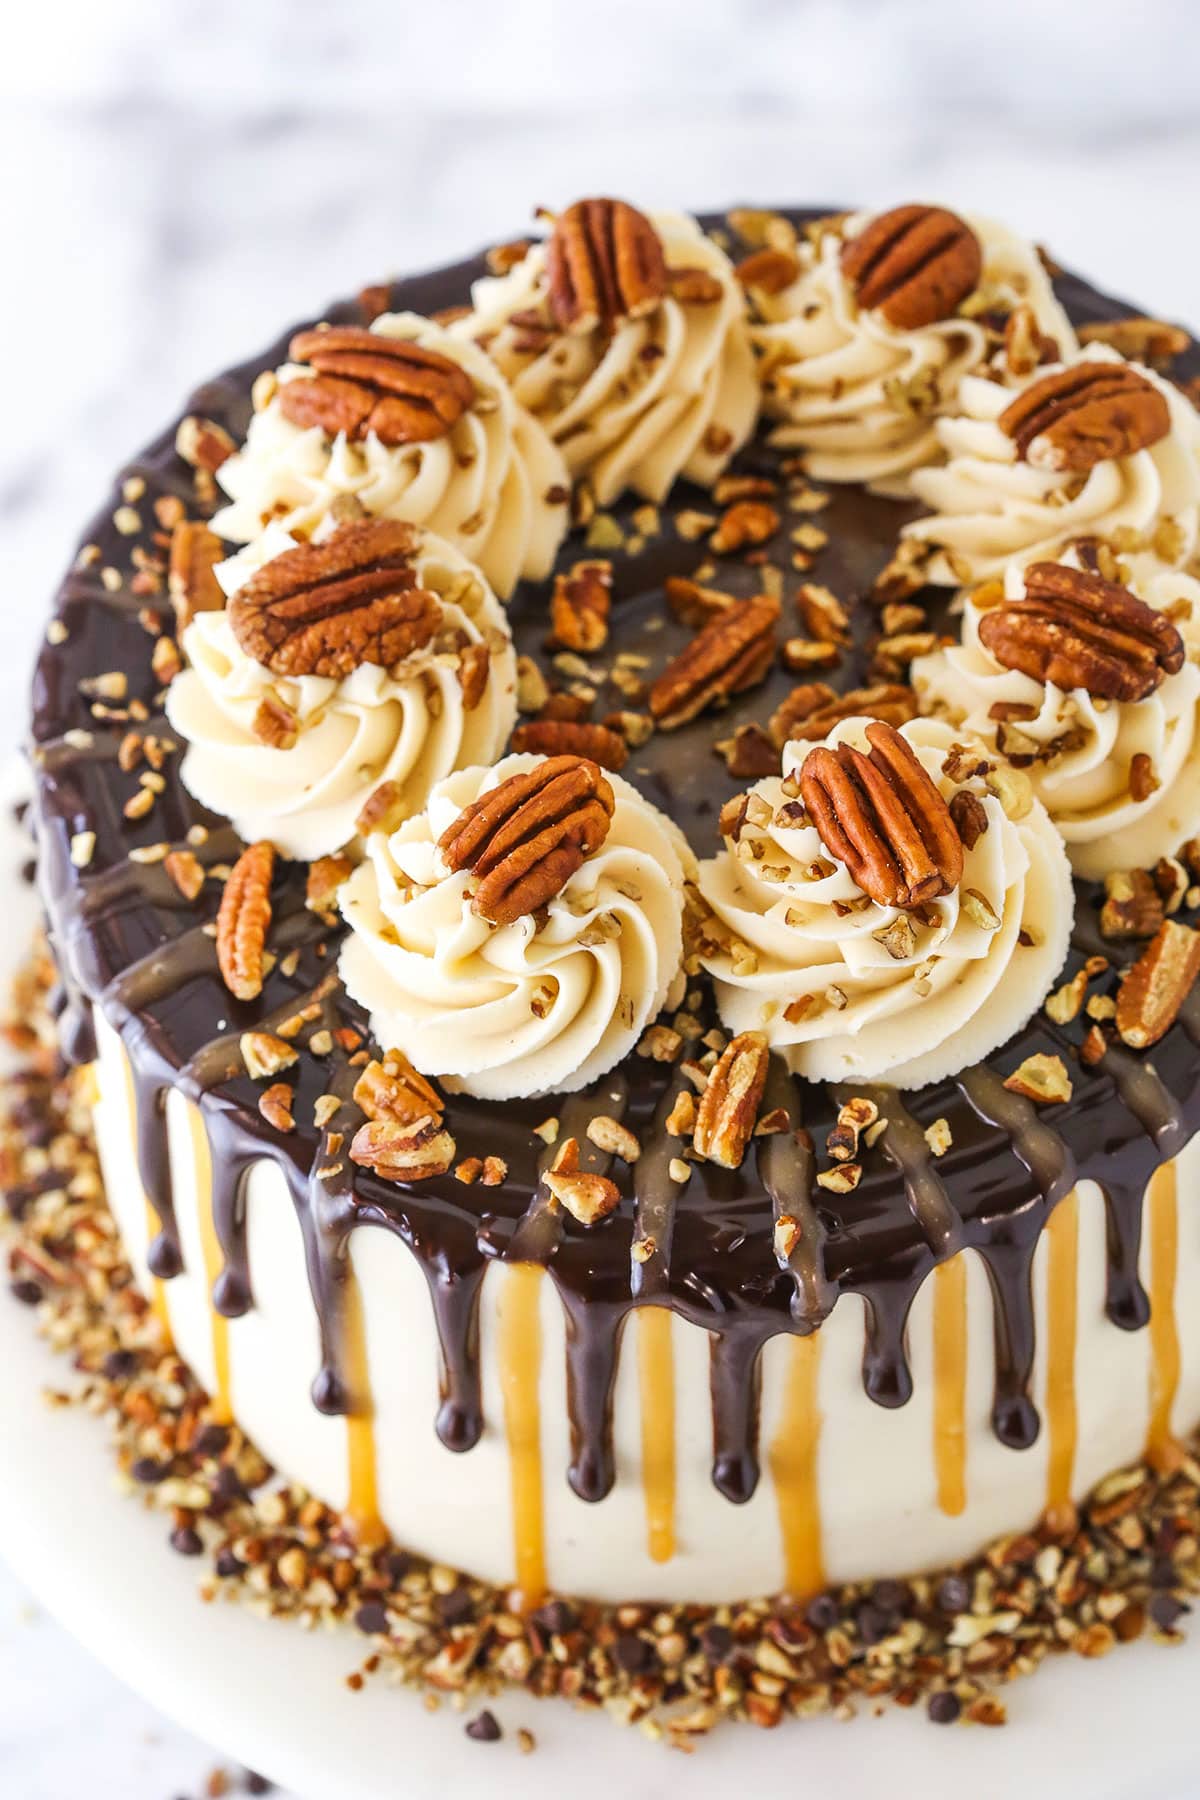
[1044,1187,1079,1522]
[185,1104,233,1425]
[498,1262,546,1606]
[118,1053,171,1340]
[637,1306,677,1563]
[932,1254,967,1517]
[770,1331,824,1597]
[341,1248,385,1549]
[1147,1160,1182,1470]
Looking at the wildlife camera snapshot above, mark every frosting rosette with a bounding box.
[210,312,569,599]
[455,206,759,507]
[167,523,517,862]
[751,208,1076,491]
[902,347,1200,584]
[697,716,1072,1087]
[912,565,1200,879]
[338,754,696,1100]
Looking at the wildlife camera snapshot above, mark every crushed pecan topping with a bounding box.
[1002,1053,1073,1106]
[349,1115,456,1183]
[279,326,475,445]
[649,594,779,730]
[735,247,802,294]
[770,680,916,747]
[693,1031,770,1169]
[510,719,628,771]
[840,205,982,330]
[306,854,353,913]
[1078,317,1190,366]
[438,755,615,927]
[228,520,442,680]
[543,1136,621,1226]
[978,561,1184,703]
[456,641,491,710]
[1116,920,1200,1049]
[251,692,299,749]
[545,198,668,334]
[799,721,964,908]
[168,520,225,630]
[999,361,1171,473]
[216,841,275,1002]
[549,559,612,652]
[353,1053,445,1125]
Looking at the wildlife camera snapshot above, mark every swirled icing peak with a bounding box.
[697,716,1073,1087]
[338,753,696,1100]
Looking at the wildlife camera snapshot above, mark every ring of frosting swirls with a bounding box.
[454,210,759,507]
[901,347,1200,585]
[697,716,1073,1088]
[911,567,1200,879]
[338,754,696,1101]
[751,211,1077,491]
[210,313,569,599]
[167,524,517,862]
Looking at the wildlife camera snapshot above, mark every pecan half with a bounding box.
[228,520,442,680]
[549,559,612,652]
[1116,919,1200,1049]
[978,561,1184,702]
[279,326,475,445]
[438,755,615,926]
[349,1114,456,1182]
[545,198,668,334]
[799,720,964,907]
[693,1031,770,1169]
[510,719,628,771]
[217,841,275,1002]
[649,594,780,730]
[168,520,225,629]
[841,204,982,330]
[770,680,916,747]
[999,361,1170,473]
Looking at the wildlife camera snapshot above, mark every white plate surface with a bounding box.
[3,758,1200,1800]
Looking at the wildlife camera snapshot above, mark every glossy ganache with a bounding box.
[28,212,1200,1515]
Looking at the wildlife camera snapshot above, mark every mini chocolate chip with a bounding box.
[8,1278,43,1306]
[935,1573,971,1614]
[855,1602,891,1645]
[613,1632,656,1673]
[194,1424,231,1458]
[243,1777,273,1796]
[213,1465,245,1501]
[699,1622,734,1664]
[131,1456,168,1484]
[872,1578,911,1614]
[928,1690,962,1725]
[214,1549,244,1578]
[354,1601,390,1635]
[1149,1557,1178,1589]
[805,1592,840,1632]
[435,1587,474,1627]
[103,1348,138,1379]
[465,1709,503,1742]
[381,1549,412,1584]
[169,1525,204,1557]
[1150,1592,1189,1631]
[532,1598,576,1634]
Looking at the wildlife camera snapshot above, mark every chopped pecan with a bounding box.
[841,204,982,329]
[948,788,989,850]
[1003,1053,1073,1106]
[549,559,612,651]
[228,520,442,680]
[999,361,1170,473]
[648,594,779,730]
[175,415,236,474]
[349,1114,456,1182]
[456,641,491,710]
[280,326,475,445]
[164,848,205,902]
[355,779,407,837]
[251,692,299,749]
[735,246,802,294]
[1078,317,1190,366]
[715,723,780,779]
[668,266,724,305]
[168,520,225,629]
[978,561,1183,702]
[544,1138,621,1225]
[1116,919,1200,1049]
[693,1031,770,1169]
[510,719,628,771]
[306,853,353,912]
[258,1082,295,1132]
[353,1053,444,1124]
[216,841,275,1002]
[799,720,963,908]
[438,755,615,926]
[710,500,780,555]
[664,574,735,627]
[771,680,917,746]
[240,1031,298,1079]
[545,198,668,334]
[1100,868,1165,940]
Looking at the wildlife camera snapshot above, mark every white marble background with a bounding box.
[4,0,1200,1792]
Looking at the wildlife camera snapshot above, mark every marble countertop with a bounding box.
[4,0,1200,1792]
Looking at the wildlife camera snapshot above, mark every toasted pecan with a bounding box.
[1116,919,1200,1049]
[216,841,275,1002]
[510,719,629,771]
[649,594,780,730]
[549,559,612,652]
[770,680,917,747]
[228,519,442,680]
[438,755,615,926]
[545,198,668,334]
[999,361,1170,473]
[841,204,981,330]
[168,519,225,630]
[693,1031,770,1169]
[978,561,1184,702]
[280,325,475,445]
[799,720,963,908]
[353,1054,445,1125]
[349,1114,456,1183]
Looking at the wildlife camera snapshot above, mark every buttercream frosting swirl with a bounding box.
[211,313,569,599]
[912,572,1200,879]
[167,524,517,862]
[455,211,759,507]
[902,347,1200,584]
[338,754,696,1100]
[698,716,1073,1087]
[752,211,1077,490]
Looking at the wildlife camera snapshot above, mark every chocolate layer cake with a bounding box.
[26,200,1200,1613]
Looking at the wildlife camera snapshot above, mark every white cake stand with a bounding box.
[2,759,1199,1800]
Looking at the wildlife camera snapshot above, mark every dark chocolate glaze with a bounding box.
[26,209,1200,1511]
